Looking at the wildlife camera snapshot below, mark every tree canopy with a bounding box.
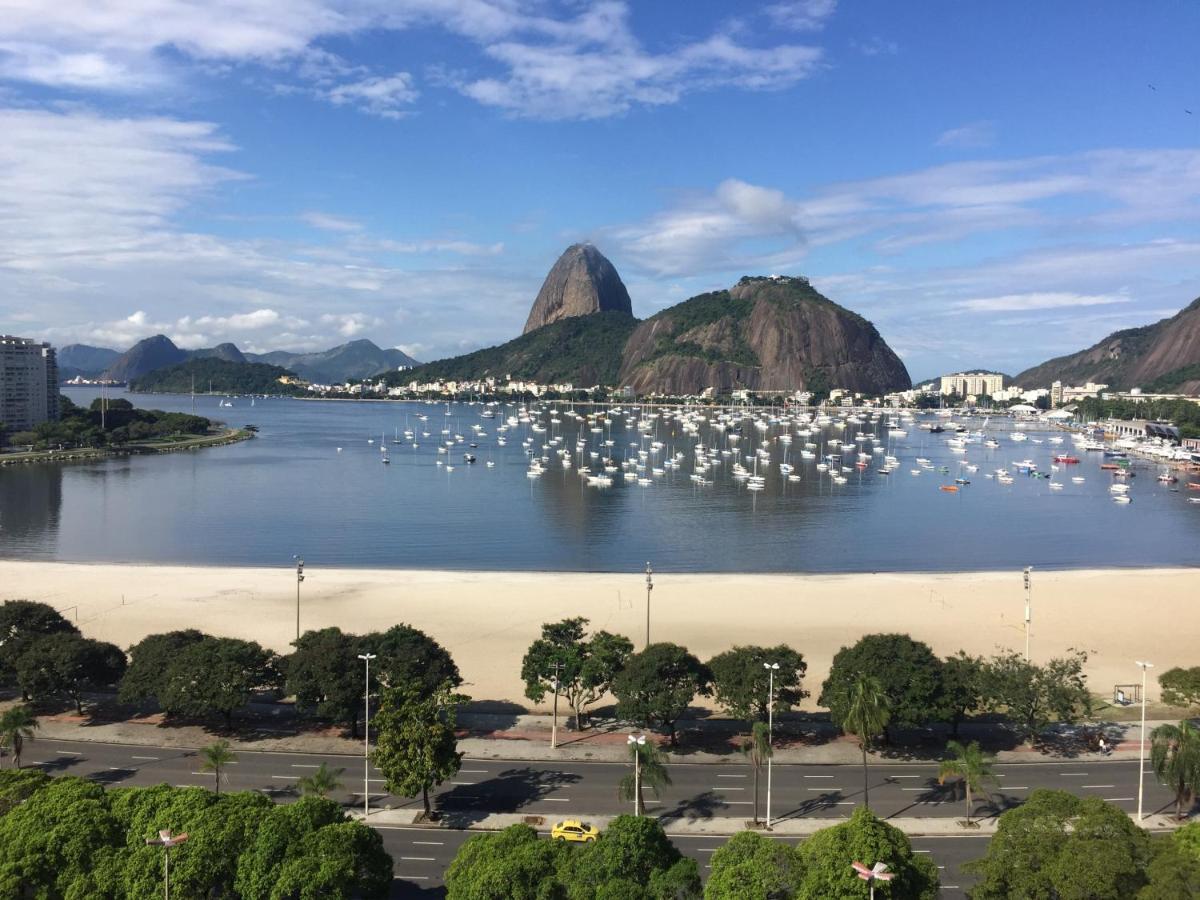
[819,634,945,734]
[706,830,804,900]
[0,600,79,686]
[1160,667,1200,713]
[285,627,368,736]
[364,623,461,695]
[520,617,634,729]
[157,635,279,726]
[707,644,807,723]
[797,807,938,899]
[372,681,465,816]
[612,643,711,747]
[119,629,206,706]
[979,650,1091,741]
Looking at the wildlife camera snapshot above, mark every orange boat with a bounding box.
[1100,463,1120,470]
[940,485,959,493]
[1189,482,1200,491]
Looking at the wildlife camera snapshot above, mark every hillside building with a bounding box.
[940,372,1004,397]
[0,335,59,432]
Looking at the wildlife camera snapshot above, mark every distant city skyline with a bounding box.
[2,1,1199,379]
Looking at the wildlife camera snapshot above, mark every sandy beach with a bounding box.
[1,561,1192,710]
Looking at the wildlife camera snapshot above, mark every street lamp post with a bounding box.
[1023,566,1032,661]
[763,661,779,829]
[628,734,645,815]
[549,661,564,750]
[644,562,653,648]
[295,558,305,642]
[852,861,895,900]
[145,829,189,900]
[1137,659,1153,822]
[358,652,376,819]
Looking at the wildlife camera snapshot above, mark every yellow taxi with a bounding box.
[550,820,599,843]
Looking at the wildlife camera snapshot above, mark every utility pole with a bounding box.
[295,558,304,642]
[1137,660,1153,822]
[764,661,779,829]
[644,561,653,648]
[145,830,188,900]
[1023,566,1032,661]
[627,734,645,815]
[358,652,376,819]
[549,661,564,749]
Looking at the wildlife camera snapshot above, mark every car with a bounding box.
[550,820,599,843]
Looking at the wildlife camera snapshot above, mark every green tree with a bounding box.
[1150,720,1200,820]
[297,761,345,798]
[819,634,944,736]
[829,673,890,811]
[269,821,392,899]
[445,824,569,899]
[0,768,50,815]
[798,807,938,899]
[940,652,984,737]
[520,618,634,729]
[365,623,461,695]
[707,644,807,723]
[158,636,278,727]
[1159,667,1200,713]
[564,814,701,899]
[286,627,368,736]
[372,680,465,817]
[199,739,235,795]
[980,650,1091,742]
[0,600,79,688]
[1139,836,1200,900]
[618,739,671,816]
[118,629,206,706]
[14,633,126,714]
[706,829,804,899]
[0,705,39,769]
[612,643,710,747]
[936,739,997,826]
[965,790,1151,900]
[741,721,771,826]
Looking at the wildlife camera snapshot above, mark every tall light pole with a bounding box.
[145,829,189,900]
[358,652,376,819]
[295,557,305,642]
[763,661,779,829]
[1023,566,1032,661]
[644,562,653,649]
[627,734,645,815]
[549,661,564,750]
[1136,659,1153,822]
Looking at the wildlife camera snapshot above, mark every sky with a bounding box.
[1,1,1198,381]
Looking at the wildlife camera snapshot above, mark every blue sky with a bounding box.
[1,1,1198,380]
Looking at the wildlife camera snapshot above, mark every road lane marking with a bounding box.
[270,775,296,780]
[451,781,477,785]
[1060,772,1089,776]
[131,756,159,760]
[540,798,571,802]
[716,774,746,778]
[401,857,436,861]
[723,801,753,805]
[698,848,720,852]
[291,764,320,769]
[1104,797,1134,801]
[714,786,745,790]
[1082,784,1115,789]
[807,787,841,791]
[1003,786,1029,790]
[901,788,928,792]
[803,775,835,778]
[459,769,488,773]
[54,750,81,756]
[891,775,920,779]
[412,841,443,846]
[395,876,430,881]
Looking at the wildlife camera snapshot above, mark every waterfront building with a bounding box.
[940,371,1004,397]
[0,335,59,431]
[1061,381,1107,402]
[1051,381,1064,406]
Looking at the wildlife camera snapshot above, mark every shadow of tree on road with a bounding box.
[434,767,582,827]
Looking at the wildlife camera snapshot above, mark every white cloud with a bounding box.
[935,121,996,149]
[319,312,384,338]
[953,292,1131,313]
[302,211,363,232]
[325,72,418,119]
[765,0,838,31]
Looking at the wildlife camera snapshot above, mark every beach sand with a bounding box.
[1,561,1191,710]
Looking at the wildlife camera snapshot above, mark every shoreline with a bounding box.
[1,561,1194,712]
[0,427,252,466]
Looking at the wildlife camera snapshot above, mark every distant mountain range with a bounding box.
[1016,296,1200,392]
[389,244,911,396]
[60,336,419,385]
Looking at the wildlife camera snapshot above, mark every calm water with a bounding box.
[1,387,1197,572]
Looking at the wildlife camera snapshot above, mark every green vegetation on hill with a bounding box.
[642,290,760,367]
[129,357,303,396]
[384,311,638,387]
[3,396,212,450]
[1144,363,1200,393]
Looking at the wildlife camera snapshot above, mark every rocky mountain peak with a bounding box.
[522,243,633,334]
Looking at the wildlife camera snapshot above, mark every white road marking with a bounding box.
[1060,772,1089,776]
[715,786,745,791]
[1082,784,1115,789]
[803,774,835,778]
[808,787,841,791]
[395,876,430,881]
[459,769,488,774]
[716,774,746,778]
[401,857,436,862]
[291,764,320,769]
[54,750,81,756]
[891,775,921,779]
[1104,797,1134,801]
[131,756,159,760]
[540,798,571,802]
[411,841,443,846]
[451,781,477,785]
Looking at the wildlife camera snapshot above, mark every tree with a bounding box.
[269,821,392,899]
[286,627,368,736]
[297,762,345,798]
[158,636,278,727]
[706,830,804,899]
[445,824,570,899]
[199,739,235,795]
[520,618,633,729]
[372,680,465,817]
[14,633,126,714]
[798,807,938,899]
[365,624,461,695]
[741,721,771,826]
[1150,720,1200,820]
[612,643,710,747]
[0,705,38,769]
[0,768,50,815]
[0,600,79,688]
[1159,667,1200,713]
[830,673,890,811]
[980,650,1091,742]
[965,790,1152,900]
[937,739,997,826]
[707,644,807,723]
[118,629,205,706]
[1140,836,1200,900]
[940,652,984,737]
[564,814,701,899]
[819,634,944,736]
[618,739,671,816]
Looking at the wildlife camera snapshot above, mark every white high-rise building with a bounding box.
[939,372,1005,398]
[0,336,60,432]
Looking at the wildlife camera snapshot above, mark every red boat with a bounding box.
[1100,463,1120,470]
[1054,454,1080,464]
[1189,482,1200,491]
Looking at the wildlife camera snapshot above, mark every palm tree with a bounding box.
[937,739,998,826]
[741,720,772,825]
[0,705,39,769]
[1151,720,1200,820]
[297,761,345,798]
[199,739,236,795]
[837,673,891,811]
[618,740,671,815]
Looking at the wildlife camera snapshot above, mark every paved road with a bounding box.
[378,825,989,897]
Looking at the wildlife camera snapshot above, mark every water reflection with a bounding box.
[0,463,62,555]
